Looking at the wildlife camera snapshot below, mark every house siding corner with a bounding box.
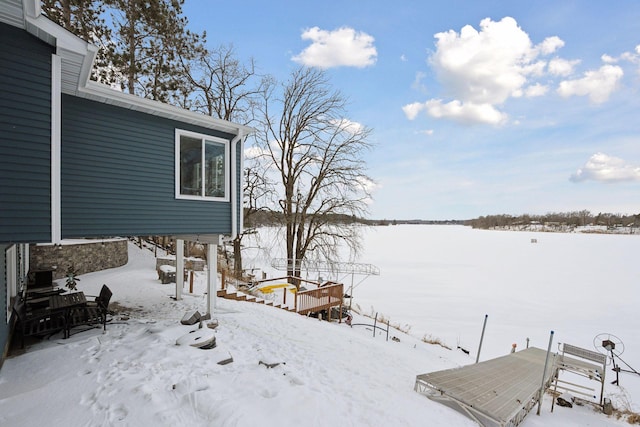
[0,22,53,243]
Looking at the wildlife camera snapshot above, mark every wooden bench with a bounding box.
[12,296,66,348]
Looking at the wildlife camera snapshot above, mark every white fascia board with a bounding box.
[230,131,246,239]
[80,81,254,136]
[238,134,246,237]
[230,134,238,239]
[24,6,89,53]
[23,0,39,19]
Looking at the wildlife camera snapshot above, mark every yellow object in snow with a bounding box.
[257,283,297,294]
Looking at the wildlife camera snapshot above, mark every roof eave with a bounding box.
[18,0,254,137]
[79,81,254,135]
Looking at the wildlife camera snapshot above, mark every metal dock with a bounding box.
[414,347,557,427]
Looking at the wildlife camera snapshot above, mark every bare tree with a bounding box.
[254,67,374,281]
[180,44,271,124]
[179,45,274,278]
[230,162,276,277]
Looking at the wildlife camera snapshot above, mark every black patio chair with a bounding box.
[67,285,112,337]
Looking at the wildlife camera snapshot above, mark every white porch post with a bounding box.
[207,243,218,314]
[51,53,62,244]
[176,239,184,300]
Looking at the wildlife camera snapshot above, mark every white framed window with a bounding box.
[175,129,230,201]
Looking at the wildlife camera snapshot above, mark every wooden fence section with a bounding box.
[295,283,344,321]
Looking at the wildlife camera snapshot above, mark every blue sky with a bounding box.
[184,1,640,220]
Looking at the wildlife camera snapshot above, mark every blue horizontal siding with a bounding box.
[61,95,237,237]
[0,23,53,244]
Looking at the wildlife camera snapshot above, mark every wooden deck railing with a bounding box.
[295,283,344,322]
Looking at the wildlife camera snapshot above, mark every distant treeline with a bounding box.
[245,210,367,228]
[246,208,640,230]
[363,219,464,226]
[466,210,640,229]
[245,209,464,228]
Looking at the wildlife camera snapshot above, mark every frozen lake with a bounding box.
[353,225,640,365]
[248,225,640,369]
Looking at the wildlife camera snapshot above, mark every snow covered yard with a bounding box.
[0,236,637,426]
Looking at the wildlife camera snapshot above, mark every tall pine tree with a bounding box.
[41,0,114,85]
[42,0,205,103]
[107,0,204,102]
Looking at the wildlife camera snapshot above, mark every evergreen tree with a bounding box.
[107,0,205,101]
[43,0,205,103]
[41,0,114,84]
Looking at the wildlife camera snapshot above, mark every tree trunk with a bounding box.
[233,236,242,278]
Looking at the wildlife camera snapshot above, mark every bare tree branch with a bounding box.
[253,67,374,280]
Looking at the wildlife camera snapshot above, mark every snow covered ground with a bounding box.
[0,226,638,426]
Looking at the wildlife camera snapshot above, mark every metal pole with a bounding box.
[349,272,354,311]
[176,239,184,301]
[611,352,620,386]
[206,243,217,313]
[537,330,554,416]
[476,314,488,363]
[373,312,377,338]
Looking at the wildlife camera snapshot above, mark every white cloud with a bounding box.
[411,71,428,93]
[430,17,535,105]
[524,83,549,97]
[413,99,508,125]
[292,27,377,69]
[244,145,267,158]
[331,118,365,135]
[557,64,623,103]
[602,45,640,64]
[358,175,380,193]
[570,152,640,182]
[521,60,547,77]
[536,36,564,55]
[403,17,566,125]
[400,54,407,62]
[548,57,580,76]
[418,129,434,136]
[402,102,425,120]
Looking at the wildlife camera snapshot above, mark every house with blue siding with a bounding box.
[0,0,252,368]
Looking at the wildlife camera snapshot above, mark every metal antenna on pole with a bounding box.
[594,333,639,386]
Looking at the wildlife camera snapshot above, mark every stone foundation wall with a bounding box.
[30,239,128,280]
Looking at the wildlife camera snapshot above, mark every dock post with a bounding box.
[476,314,488,363]
[537,330,555,415]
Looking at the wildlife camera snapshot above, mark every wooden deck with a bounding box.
[295,283,343,318]
[217,282,344,320]
[415,347,558,427]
